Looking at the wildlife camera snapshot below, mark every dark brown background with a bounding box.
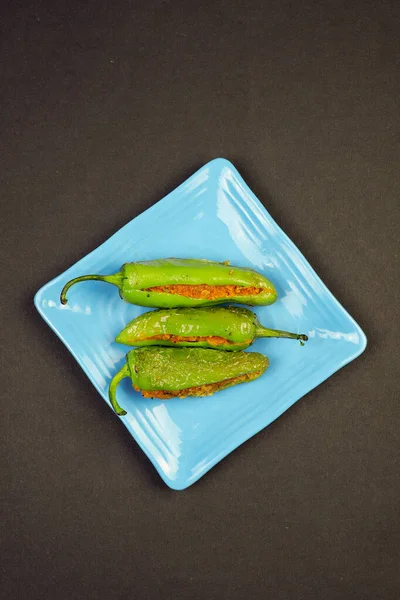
[1,1,399,599]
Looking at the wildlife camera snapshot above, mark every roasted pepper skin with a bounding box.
[108,347,269,415]
[60,258,277,308]
[116,306,308,350]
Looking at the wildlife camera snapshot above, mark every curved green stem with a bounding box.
[256,327,308,343]
[108,363,130,416]
[60,272,122,305]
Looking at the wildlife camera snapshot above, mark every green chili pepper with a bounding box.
[115,306,308,351]
[60,258,277,308]
[109,347,269,416]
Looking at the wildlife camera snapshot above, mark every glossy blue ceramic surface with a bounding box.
[34,158,367,490]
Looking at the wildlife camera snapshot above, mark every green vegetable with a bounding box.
[109,347,269,416]
[60,258,277,308]
[116,306,308,351]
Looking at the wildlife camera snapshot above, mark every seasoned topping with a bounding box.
[135,371,261,399]
[145,334,231,346]
[145,284,265,299]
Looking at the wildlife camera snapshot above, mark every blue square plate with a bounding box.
[34,158,367,490]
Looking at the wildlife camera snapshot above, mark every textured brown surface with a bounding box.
[146,284,265,299]
[1,1,399,599]
[136,371,259,399]
[145,334,234,346]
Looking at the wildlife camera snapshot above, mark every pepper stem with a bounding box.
[255,327,308,343]
[108,363,130,416]
[60,272,123,305]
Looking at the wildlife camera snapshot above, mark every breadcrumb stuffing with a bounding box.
[135,371,261,399]
[145,284,265,299]
[145,333,232,346]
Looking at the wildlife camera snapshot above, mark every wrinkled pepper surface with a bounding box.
[116,306,308,351]
[60,258,277,308]
[109,347,269,415]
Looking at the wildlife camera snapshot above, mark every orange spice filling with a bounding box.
[145,333,231,346]
[144,284,265,300]
[135,371,260,399]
